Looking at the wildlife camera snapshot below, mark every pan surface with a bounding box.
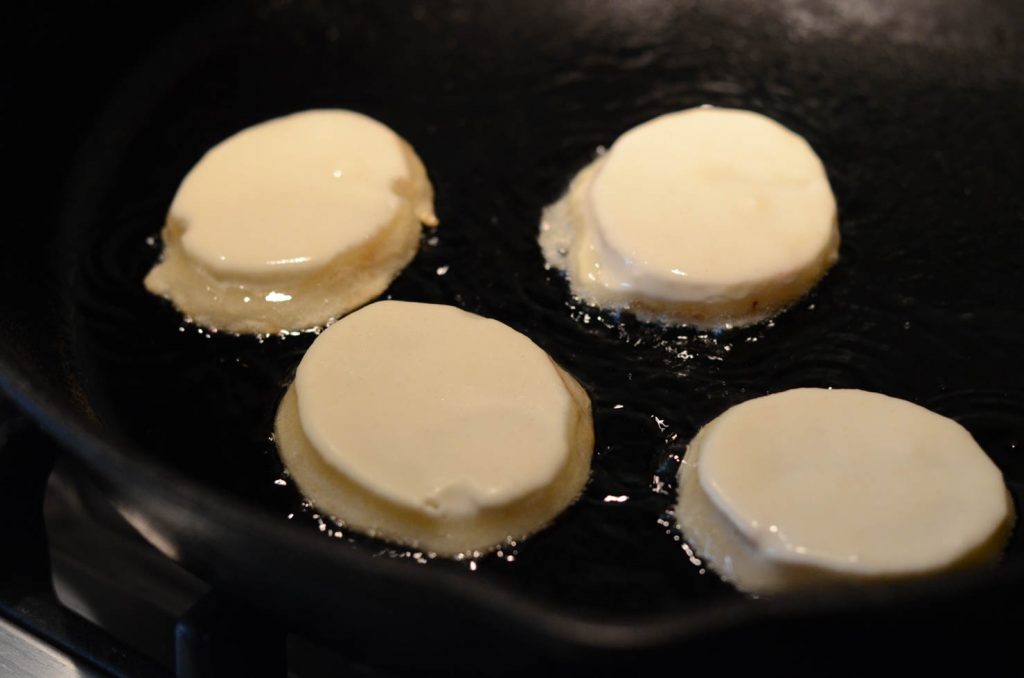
[5,0,1024,669]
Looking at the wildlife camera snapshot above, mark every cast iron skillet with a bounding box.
[4,0,1024,672]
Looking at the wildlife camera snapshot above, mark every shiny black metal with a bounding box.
[0,402,168,677]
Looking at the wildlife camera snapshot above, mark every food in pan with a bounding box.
[540,106,839,327]
[675,388,1014,595]
[145,109,437,334]
[274,300,594,555]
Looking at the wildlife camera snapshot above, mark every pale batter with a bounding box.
[676,388,1014,594]
[274,301,594,555]
[145,109,437,334]
[541,107,839,327]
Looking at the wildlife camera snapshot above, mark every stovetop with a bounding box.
[0,395,404,677]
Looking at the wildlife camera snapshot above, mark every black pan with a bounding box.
[4,0,1024,672]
